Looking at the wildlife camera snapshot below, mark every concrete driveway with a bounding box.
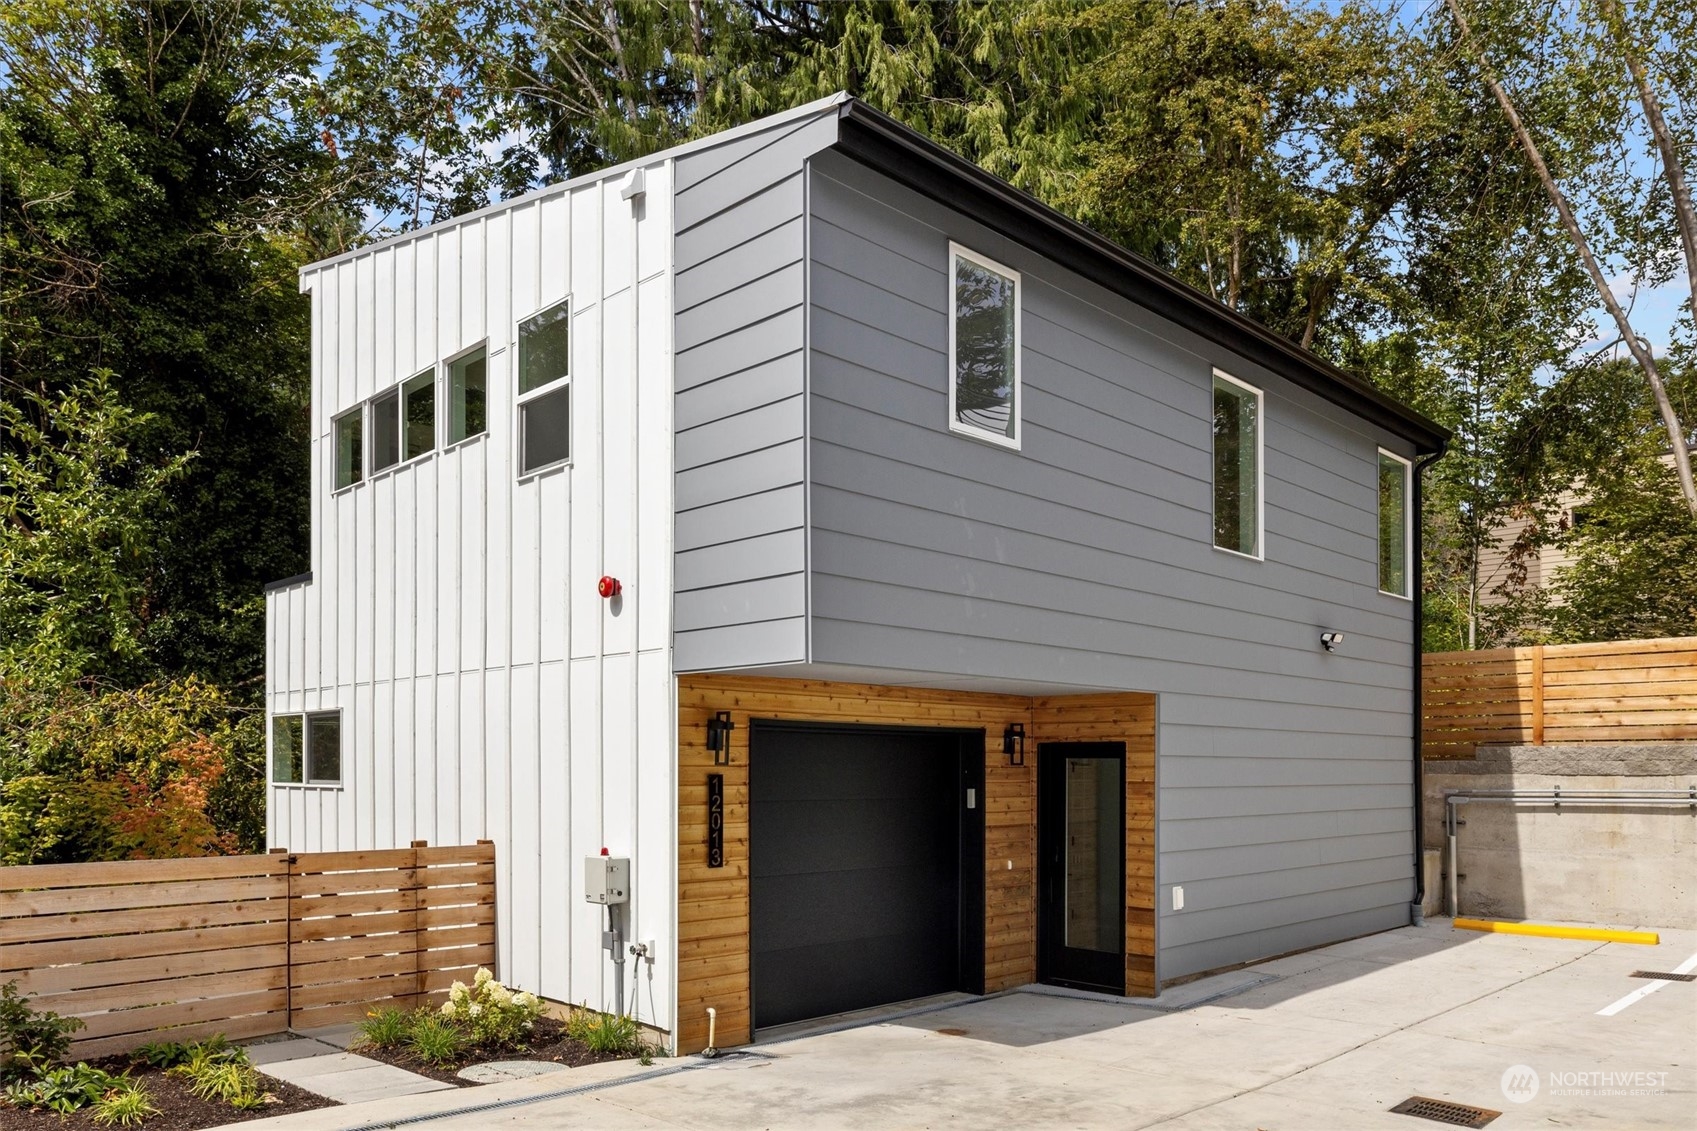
[247,920,1697,1130]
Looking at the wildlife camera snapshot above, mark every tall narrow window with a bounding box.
[307,712,342,783]
[1379,449,1411,597]
[1212,371,1262,558]
[371,389,401,472]
[403,369,436,458]
[949,245,1020,448]
[271,715,304,783]
[449,346,487,443]
[334,409,363,489]
[518,300,571,474]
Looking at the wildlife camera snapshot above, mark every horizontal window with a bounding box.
[271,711,342,785]
[949,245,1020,448]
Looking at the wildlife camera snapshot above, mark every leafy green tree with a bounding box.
[1,0,322,687]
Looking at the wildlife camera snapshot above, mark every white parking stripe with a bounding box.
[1597,952,1697,1016]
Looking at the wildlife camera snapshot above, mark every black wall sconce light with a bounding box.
[1003,722,1026,766]
[1320,631,1346,653]
[706,710,735,765]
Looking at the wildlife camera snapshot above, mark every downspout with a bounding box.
[1410,441,1448,926]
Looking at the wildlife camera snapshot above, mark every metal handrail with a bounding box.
[1442,785,1697,918]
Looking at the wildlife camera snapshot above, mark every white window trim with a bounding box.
[947,242,1022,451]
[269,710,344,788]
[445,338,492,447]
[331,406,364,494]
[1378,447,1414,600]
[515,298,573,478]
[1211,368,1265,561]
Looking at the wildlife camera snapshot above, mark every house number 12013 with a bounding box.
[706,773,724,868]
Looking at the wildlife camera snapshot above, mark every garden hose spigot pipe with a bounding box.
[607,904,626,1020]
[703,1006,719,1058]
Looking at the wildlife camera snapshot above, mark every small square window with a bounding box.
[270,711,343,785]
[371,389,401,473]
[334,409,363,490]
[1212,371,1263,558]
[449,347,487,443]
[949,246,1020,448]
[1378,449,1411,598]
[403,369,435,458]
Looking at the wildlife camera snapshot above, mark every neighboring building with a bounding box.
[1476,449,1693,611]
[265,94,1448,1053]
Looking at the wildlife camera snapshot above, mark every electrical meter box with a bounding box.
[584,856,629,905]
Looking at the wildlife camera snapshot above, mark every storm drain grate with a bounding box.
[1631,970,1696,981]
[1389,1096,1501,1127]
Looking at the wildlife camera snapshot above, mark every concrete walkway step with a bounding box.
[246,1034,456,1106]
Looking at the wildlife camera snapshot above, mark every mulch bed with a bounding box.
[4,1055,337,1131]
[351,1016,632,1087]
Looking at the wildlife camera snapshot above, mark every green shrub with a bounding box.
[5,1061,117,1113]
[355,1007,412,1050]
[182,1061,264,1108]
[90,1077,159,1126]
[163,1035,245,1079]
[567,1010,642,1056]
[438,968,545,1048]
[405,1015,466,1067]
[131,1040,191,1071]
[0,982,82,1081]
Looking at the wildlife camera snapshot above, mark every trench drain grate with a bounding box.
[1631,970,1696,981]
[1389,1096,1501,1127]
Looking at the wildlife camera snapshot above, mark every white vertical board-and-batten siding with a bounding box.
[265,163,677,1034]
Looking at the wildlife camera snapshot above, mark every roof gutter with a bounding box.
[831,99,1450,455]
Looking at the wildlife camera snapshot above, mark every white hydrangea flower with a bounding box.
[514,991,538,1008]
[439,1001,456,1017]
[474,968,493,986]
[449,981,470,1003]
[468,1003,483,1017]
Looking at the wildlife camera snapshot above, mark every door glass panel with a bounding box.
[1064,757,1123,953]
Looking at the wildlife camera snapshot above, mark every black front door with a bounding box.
[749,722,985,1030]
[1038,742,1127,993]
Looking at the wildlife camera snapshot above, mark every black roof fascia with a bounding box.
[263,571,313,593]
[831,100,1449,455]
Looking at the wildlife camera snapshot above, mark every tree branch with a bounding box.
[1444,0,1697,518]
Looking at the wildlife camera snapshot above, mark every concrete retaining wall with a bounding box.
[1423,745,1697,929]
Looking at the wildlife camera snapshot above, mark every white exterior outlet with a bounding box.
[1173,885,1185,911]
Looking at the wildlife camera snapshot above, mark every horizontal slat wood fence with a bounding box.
[0,841,495,1058]
[1424,636,1697,757]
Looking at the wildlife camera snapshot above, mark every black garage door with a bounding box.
[750,722,984,1030]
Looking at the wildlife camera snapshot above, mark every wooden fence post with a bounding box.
[411,840,428,1008]
[1531,645,1546,746]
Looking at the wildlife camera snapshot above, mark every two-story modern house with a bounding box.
[266,94,1448,1054]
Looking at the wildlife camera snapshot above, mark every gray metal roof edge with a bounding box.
[831,99,1450,454]
[297,92,850,283]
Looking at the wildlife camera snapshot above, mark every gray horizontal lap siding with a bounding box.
[672,111,839,672]
[804,151,1416,982]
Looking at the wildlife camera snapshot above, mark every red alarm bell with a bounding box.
[597,575,622,599]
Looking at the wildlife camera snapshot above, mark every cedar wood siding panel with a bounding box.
[804,151,1419,983]
[671,110,840,671]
